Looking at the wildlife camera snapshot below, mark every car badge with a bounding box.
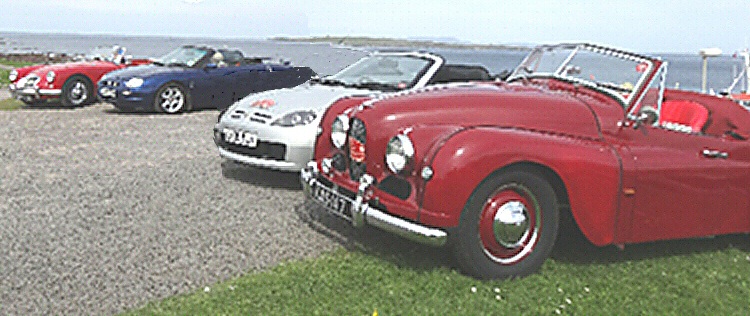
[349,137,366,162]
[636,62,649,73]
[251,99,276,109]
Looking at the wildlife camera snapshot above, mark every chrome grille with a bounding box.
[100,80,120,87]
[22,75,40,88]
[348,117,367,181]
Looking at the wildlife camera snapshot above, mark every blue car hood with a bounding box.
[102,64,187,80]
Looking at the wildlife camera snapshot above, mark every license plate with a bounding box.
[99,87,116,98]
[312,183,352,219]
[223,128,257,148]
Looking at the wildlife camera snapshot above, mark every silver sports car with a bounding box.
[213,51,495,172]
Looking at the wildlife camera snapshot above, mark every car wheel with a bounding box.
[61,75,94,107]
[453,170,559,279]
[154,82,190,114]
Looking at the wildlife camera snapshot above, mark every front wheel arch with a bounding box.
[61,74,95,107]
[451,167,565,279]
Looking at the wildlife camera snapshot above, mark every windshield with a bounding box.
[321,54,433,91]
[509,44,656,105]
[154,46,210,67]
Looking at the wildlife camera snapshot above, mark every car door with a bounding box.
[617,120,750,243]
[190,66,236,109]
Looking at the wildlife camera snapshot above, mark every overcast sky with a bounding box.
[2,0,748,53]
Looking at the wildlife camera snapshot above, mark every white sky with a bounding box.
[2,0,749,53]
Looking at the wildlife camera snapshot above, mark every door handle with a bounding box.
[702,149,728,159]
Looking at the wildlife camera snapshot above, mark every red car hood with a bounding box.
[348,81,603,141]
[27,60,119,76]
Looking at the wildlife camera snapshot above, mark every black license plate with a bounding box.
[311,183,352,219]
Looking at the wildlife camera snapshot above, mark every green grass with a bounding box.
[0,59,35,86]
[0,97,23,111]
[123,229,750,315]
[0,58,36,68]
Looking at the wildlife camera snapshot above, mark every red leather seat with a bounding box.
[658,100,709,132]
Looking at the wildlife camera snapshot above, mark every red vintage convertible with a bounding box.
[8,46,150,106]
[301,43,750,279]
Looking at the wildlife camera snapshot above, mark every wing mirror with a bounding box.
[627,106,659,129]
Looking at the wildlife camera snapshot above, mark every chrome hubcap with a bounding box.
[69,81,87,105]
[479,184,541,265]
[493,201,530,248]
[160,87,184,113]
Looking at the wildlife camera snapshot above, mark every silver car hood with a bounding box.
[231,82,375,115]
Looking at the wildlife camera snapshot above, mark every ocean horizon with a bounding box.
[1,31,744,92]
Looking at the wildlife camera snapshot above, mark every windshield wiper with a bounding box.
[318,78,348,87]
[351,82,400,92]
[166,62,189,67]
[152,60,165,66]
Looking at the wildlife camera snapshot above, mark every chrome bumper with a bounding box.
[300,161,447,247]
[9,83,61,99]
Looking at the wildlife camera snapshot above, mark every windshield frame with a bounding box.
[154,46,213,68]
[508,43,662,109]
[320,52,443,91]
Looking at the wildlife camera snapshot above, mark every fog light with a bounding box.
[421,166,433,181]
[321,158,333,174]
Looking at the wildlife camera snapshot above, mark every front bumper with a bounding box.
[213,121,315,172]
[9,83,61,101]
[97,84,155,111]
[300,161,448,247]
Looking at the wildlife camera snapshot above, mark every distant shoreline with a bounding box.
[271,36,530,51]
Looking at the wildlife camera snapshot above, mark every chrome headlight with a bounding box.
[331,114,350,149]
[45,71,55,83]
[9,69,18,82]
[271,110,317,127]
[385,134,415,174]
[125,77,144,88]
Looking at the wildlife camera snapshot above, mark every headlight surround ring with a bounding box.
[45,71,55,83]
[270,110,317,127]
[125,77,144,88]
[9,69,18,82]
[385,134,415,174]
[331,114,350,149]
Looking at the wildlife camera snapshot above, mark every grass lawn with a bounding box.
[0,98,23,111]
[124,219,750,315]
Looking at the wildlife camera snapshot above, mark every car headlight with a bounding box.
[385,134,415,174]
[125,77,144,88]
[9,69,18,82]
[271,110,317,127]
[45,71,55,83]
[331,114,350,149]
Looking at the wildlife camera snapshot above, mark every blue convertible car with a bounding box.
[97,45,315,113]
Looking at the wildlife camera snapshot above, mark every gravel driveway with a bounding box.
[0,103,344,315]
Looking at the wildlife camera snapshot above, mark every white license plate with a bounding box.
[312,184,351,218]
[99,87,116,98]
[223,128,258,148]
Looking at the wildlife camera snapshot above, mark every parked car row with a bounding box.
[8,45,316,113]
[10,41,750,280]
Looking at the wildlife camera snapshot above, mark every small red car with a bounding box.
[8,47,150,106]
[302,43,750,279]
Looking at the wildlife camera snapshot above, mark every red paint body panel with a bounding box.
[314,61,750,247]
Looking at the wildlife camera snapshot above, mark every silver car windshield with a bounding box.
[154,47,209,67]
[323,55,433,90]
[509,44,656,105]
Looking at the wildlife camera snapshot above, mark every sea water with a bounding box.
[0,32,743,92]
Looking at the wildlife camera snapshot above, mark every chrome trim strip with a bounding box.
[38,89,62,96]
[301,161,447,247]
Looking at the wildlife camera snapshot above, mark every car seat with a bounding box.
[658,100,709,133]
